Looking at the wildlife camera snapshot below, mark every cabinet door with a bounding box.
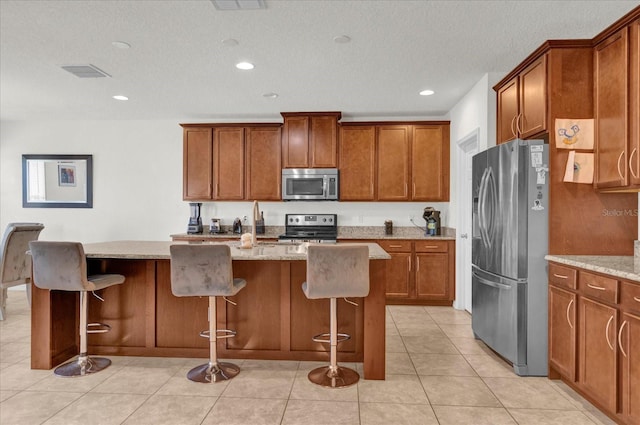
[412,125,450,201]
[579,297,618,412]
[339,126,376,200]
[519,55,547,138]
[595,28,629,189]
[282,115,309,168]
[183,127,213,200]
[630,19,640,186]
[246,127,282,200]
[385,252,412,299]
[620,311,640,424]
[415,253,449,300]
[310,115,338,168]
[548,285,577,381]
[377,126,410,201]
[213,128,245,200]
[497,77,519,144]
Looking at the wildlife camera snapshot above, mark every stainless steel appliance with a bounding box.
[187,203,203,234]
[471,139,549,376]
[282,168,339,201]
[278,214,337,243]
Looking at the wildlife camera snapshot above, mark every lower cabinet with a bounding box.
[379,239,455,305]
[548,261,640,425]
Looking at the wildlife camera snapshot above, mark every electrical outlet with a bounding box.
[409,215,414,221]
[243,215,248,223]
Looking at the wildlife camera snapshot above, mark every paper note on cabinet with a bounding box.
[555,118,594,150]
[563,151,594,184]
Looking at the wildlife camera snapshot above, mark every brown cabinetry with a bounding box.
[548,261,640,424]
[339,125,376,200]
[339,122,450,202]
[183,127,213,200]
[181,124,281,201]
[595,19,640,191]
[496,55,547,144]
[281,112,340,168]
[379,239,455,305]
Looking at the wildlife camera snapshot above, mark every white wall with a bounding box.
[1,120,449,243]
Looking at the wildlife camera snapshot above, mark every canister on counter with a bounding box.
[384,220,393,235]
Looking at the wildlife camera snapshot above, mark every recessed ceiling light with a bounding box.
[113,95,128,101]
[419,90,435,96]
[236,62,254,70]
[263,92,278,99]
[333,35,351,44]
[111,41,131,49]
[222,38,239,47]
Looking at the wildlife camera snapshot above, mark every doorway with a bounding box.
[454,129,479,313]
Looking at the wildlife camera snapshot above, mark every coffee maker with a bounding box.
[187,202,203,234]
[423,207,441,236]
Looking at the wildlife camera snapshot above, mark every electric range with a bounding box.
[278,214,337,243]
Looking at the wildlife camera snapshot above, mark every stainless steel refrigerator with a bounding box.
[472,138,549,376]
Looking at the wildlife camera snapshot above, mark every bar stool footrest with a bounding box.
[87,322,111,334]
[187,361,240,383]
[312,332,351,344]
[199,329,236,339]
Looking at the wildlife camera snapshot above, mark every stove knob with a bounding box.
[295,218,299,223]
[323,218,327,222]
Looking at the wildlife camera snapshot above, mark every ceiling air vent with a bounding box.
[210,0,265,10]
[61,64,111,78]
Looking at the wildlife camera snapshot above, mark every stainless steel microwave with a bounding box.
[281,168,339,201]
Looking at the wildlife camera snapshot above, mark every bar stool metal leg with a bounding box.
[308,298,360,388]
[54,291,111,377]
[187,296,240,383]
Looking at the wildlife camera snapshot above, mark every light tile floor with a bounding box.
[0,290,618,425]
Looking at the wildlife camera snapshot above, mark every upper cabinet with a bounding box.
[181,124,281,201]
[496,55,547,144]
[281,112,341,168]
[595,19,640,191]
[340,122,450,202]
[183,127,213,200]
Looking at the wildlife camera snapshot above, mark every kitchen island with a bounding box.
[30,241,390,380]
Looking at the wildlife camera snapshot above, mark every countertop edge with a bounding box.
[545,255,639,283]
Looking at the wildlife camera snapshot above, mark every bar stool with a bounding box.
[0,222,44,320]
[29,241,124,377]
[302,244,369,388]
[170,244,246,383]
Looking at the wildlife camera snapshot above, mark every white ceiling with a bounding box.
[1,0,638,122]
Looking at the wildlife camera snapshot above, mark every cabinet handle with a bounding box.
[553,273,568,279]
[408,256,412,271]
[566,299,574,329]
[617,151,625,180]
[587,283,606,291]
[423,245,439,249]
[605,315,615,351]
[216,183,220,196]
[405,183,408,196]
[634,296,640,303]
[413,182,416,197]
[416,257,420,272]
[516,113,524,135]
[389,245,403,248]
[510,115,517,138]
[630,148,639,179]
[209,183,212,196]
[618,320,628,358]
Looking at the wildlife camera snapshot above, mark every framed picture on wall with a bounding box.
[58,164,76,186]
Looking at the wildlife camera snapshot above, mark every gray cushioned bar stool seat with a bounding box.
[0,222,44,320]
[302,244,369,388]
[29,241,124,377]
[170,244,246,383]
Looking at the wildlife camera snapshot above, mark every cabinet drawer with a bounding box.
[414,240,448,253]
[579,271,618,304]
[377,240,412,252]
[620,281,640,313]
[549,263,577,290]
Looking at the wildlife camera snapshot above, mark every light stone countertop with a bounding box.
[84,240,391,261]
[170,226,456,241]
[545,255,639,283]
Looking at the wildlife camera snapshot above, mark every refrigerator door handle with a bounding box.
[472,271,512,290]
[478,168,490,248]
[484,167,498,245]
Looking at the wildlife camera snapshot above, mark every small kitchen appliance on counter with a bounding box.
[209,218,221,234]
[423,207,441,236]
[187,203,203,234]
[278,214,338,243]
